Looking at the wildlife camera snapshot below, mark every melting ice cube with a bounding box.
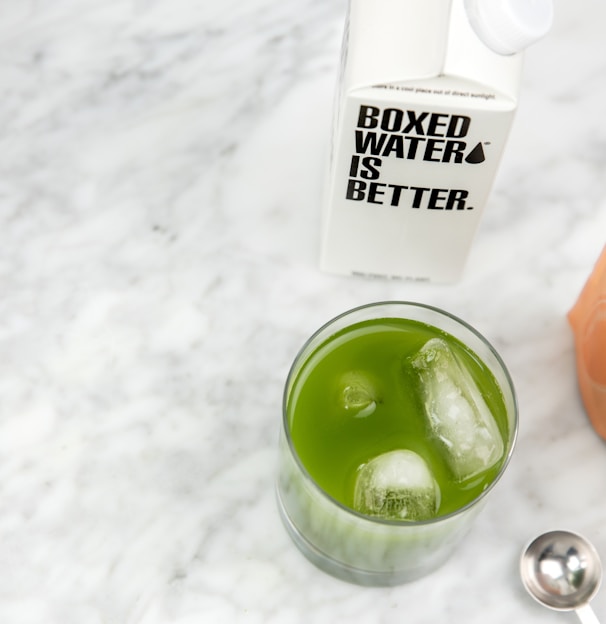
[410,338,504,482]
[353,449,440,521]
[338,371,377,418]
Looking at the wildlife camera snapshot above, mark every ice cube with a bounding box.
[338,371,377,418]
[410,338,504,482]
[353,449,440,521]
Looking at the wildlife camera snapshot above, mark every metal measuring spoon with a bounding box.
[521,530,602,624]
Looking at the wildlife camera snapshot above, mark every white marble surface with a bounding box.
[1,0,605,622]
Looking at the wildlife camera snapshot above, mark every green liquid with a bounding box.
[288,317,509,518]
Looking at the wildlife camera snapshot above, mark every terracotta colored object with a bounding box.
[568,246,606,440]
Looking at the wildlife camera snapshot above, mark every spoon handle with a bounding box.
[576,604,600,624]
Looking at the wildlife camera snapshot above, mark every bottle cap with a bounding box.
[464,0,554,55]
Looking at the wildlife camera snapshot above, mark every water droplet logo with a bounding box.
[465,142,486,164]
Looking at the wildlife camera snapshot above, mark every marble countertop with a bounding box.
[1,1,606,622]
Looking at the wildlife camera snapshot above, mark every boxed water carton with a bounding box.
[321,0,553,282]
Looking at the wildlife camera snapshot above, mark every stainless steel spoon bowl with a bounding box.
[521,530,602,624]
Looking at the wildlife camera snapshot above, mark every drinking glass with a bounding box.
[276,301,518,586]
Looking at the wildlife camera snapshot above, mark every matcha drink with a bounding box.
[288,317,509,521]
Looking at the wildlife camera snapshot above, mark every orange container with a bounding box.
[568,245,606,440]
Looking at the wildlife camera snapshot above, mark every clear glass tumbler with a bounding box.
[276,301,518,586]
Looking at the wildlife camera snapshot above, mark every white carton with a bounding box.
[321,0,552,282]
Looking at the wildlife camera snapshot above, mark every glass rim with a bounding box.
[281,300,519,527]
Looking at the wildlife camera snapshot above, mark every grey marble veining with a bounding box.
[1,0,605,622]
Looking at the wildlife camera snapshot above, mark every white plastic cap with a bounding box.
[464,0,554,55]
